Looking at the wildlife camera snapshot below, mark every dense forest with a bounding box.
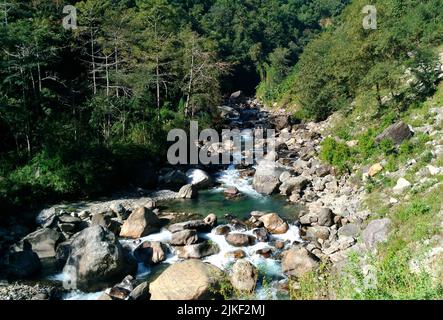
[262,0,443,120]
[0,0,349,212]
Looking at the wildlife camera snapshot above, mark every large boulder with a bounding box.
[362,218,391,250]
[252,161,286,195]
[258,213,289,234]
[281,247,319,277]
[392,178,412,194]
[230,259,258,293]
[177,184,198,199]
[279,176,310,196]
[149,260,224,300]
[299,207,334,227]
[270,114,290,131]
[168,218,213,233]
[225,233,256,247]
[119,207,162,239]
[63,225,136,291]
[170,229,199,246]
[133,241,167,265]
[375,121,413,145]
[186,169,213,189]
[176,241,220,259]
[14,228,62,260]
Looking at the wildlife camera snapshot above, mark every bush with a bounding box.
[319,137,353,173]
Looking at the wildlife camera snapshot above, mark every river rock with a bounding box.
[279,176,310,196]
[302,226,330,242]
[214,225,231,235]
[168,219,212,233]
[252,160,286,195]
[225,233,256,247]
[134,241,167,265]
[108,275,135,300]
[14,228,62,261]
[176,241,220,259]
[128,281,150,300]
[224,186,241,199]
[177,184,198,199]
[375,121,413,145]
[270,114,290,130]
[119,207,162,239]
[149,260,224,300]
[299,207,334,227]
[256,248,273,258]
[225,249,246,259]
[230,259,258,293]
[63,225,136,291]
[281,247,319,277]
[258,213,289,234]
[338,223,360,238]
[186,169,213,189]
[204,213,217,227]
[170,229,199,246]
[362,218,391,250]
[252,228,269,242]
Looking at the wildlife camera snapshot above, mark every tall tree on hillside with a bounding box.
[179,29,229,118]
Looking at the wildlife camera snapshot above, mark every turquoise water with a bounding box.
[160,188,303,223]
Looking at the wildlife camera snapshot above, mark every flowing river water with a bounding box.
[44,103,304,300]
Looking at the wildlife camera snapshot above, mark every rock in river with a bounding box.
[170,229,199,246]
[63,225,136,291]
[225,233,256,247]
[230,259,258,293]
[176,241,220,259]
[149,260,224,300]
[119,207,162,239]
[258,213,289,234]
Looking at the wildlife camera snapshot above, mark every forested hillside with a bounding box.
[261,0,443,120]
[0,0,348,211]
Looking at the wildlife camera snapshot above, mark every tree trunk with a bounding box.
[90,28,97,94]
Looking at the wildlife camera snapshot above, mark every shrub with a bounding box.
[320,137,353,173]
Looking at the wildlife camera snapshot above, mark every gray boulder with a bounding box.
[119,207,162,239]
[186,169,213,189]
[281,247,319,277]
[176,241,220,259]
[362,218,391,250]
[225,233,256,247]
[133,241,167,265]
[63,225,136,291]
[149,260,224,300]
[177,184,198,199]
[170,229,199,246]
[375,121,413,145]
[14,228,62,260]
[230,259,258,293]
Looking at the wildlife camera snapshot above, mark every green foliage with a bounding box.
[319,137,353,173]
[270,0,443,119]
